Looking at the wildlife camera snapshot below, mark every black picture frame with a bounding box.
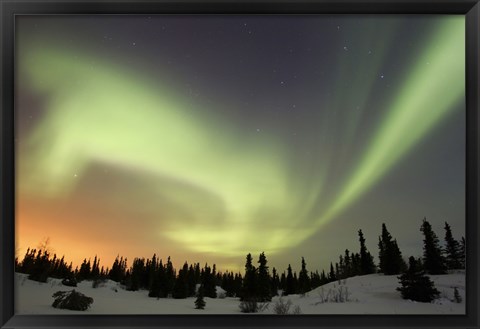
[1,0,479,328]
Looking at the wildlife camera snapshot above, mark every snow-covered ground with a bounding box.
[15,271,465,314]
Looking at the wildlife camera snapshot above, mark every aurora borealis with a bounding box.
[15,15,465,272]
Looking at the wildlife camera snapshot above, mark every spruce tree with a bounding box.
[378,223,406,275]
[271,267,279,297]
[165,257,176,297]
[187,264,197,297]
[194,286,206,309]
[459,237,466,269]
[173,262,189,299]
[285,264,295,295]
[91,256,100,280]
[328,262,336,282]
[397,256,440,302]
[77,258,91,282]
[320,270,328,285]
[202,264,217,298]
[256,252,271,302]
[444,222,462,270]
[358,229,376,275]
[298,257,311,294]
[420,218,446,274]
[343,250,351,278]
[127,258,145,291]
[157,259,168,298]
[241,254,257,300]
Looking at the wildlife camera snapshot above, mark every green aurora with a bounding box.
[16,15,465,271]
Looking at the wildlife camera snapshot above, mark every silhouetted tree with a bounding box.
[187,264,197,297]
[328,262,336,282]
[127,258,145,291]
[165,256,176,297]
[298,257,311,294]
[285,264,295,295]
[420,218,446,274]
[378,223,407,275]
[241,253,257,300]
[271,267,280,297]
[194,285,206,309]
[358,229,376,275]
[443,222,462,270]
[29,249,51,282]
[256,252,271,301]
[108,256,127,283]
[173,262,189,299]
[201,263,217,298]
[397,256,440,302]
[459,237,466,269]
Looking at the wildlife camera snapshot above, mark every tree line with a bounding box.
[15,217,465,301]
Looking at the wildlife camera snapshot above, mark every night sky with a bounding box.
[15,15,465,273]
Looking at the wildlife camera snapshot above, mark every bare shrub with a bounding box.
[273,297,292,315]
[273,297,302,315]
[315,285,350,304]
[239,298,269,313]
[292,305,302,314]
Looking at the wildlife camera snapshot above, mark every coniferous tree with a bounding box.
[173,262,189,299]
[298,257,311,294]
[165,257,176,297]
[279,272,286,292]
[234,273,243,297]
[109,256,127,283]
[320,270,328,285]
[147,254,157,293]
[420,218,446,274]
[127,258,145,291]
[343,250,351,278]
[157,259,168,298]
[271,267,279,297]
[29,249,51,282]
[77,258,91,282]
[187,264,197,297]
[256,252,271,301]
[338,255,344,278]
[328,262,336,282]
[285,264,295,295]
[352,252,362,276]
[358,229,376,275]
[443,222,462,270]
[241,253,257,300]
[148,256,161,298]
[201,264,217,298]
[310,270,321,289]
[293,272,299,293]
[378,223,407,275]
[91,256,100,280]
[397,256,440,302]
[19,248,35,274]
[459,237,466,269]
[194,285,206,309]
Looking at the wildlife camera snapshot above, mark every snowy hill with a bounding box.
[15,271,465,314]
